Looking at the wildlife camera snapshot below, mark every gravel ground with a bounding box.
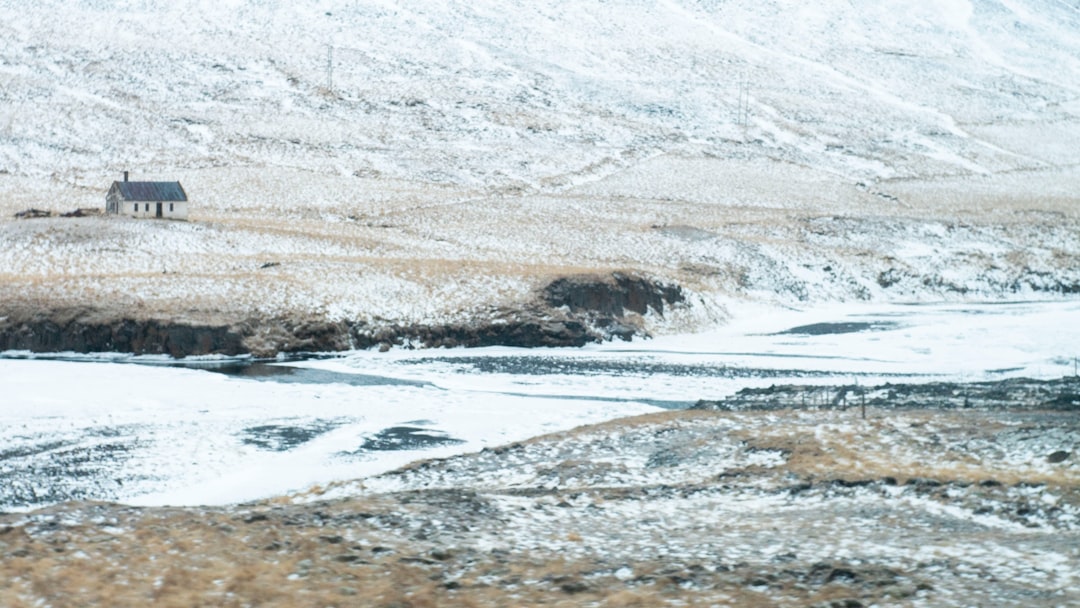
[2,380,1078,607]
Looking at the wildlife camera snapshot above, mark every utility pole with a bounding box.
[737,74,750,137]
[326,44,334,92]
[860,389,866,420]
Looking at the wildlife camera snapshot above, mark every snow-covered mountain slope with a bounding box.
[3,0,1079,185]
[1,0,1078,336]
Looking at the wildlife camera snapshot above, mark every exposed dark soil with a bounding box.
[0,310,249,357]
[0,272,684,357]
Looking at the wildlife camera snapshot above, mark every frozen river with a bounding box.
[2,300,1078,511]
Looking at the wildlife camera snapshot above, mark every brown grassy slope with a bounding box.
[2,406,1077,607]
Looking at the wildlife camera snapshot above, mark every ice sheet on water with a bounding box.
[1,300,1078,509]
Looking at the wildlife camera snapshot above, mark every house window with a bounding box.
[169,203,174,212]
[145,203,150,212]
[133,203,139,213]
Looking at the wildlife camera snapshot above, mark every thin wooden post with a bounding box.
[857,378,865,419]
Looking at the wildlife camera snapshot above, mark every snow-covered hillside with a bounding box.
[4,0,1079,185]
[1,0,1079,337]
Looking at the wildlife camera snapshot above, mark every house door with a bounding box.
[156,202,163,218]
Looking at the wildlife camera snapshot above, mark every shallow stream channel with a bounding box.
[2,301,1078,511]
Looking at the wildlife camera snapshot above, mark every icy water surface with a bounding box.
[1,301,1079,510]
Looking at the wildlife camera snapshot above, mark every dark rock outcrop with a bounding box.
[0,311,246,357]
[543,271,684,329]
[1048,450,1071,464]
[350,272,686,350]
[59,208,104,218]
[693,376,1080,412]
[349,315,594,351]
[14,208,52,219]
[241,317,353,356]
[0,272,688,357]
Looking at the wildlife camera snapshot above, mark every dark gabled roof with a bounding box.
[112,181,187,202]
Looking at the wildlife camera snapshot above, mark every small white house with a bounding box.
[106,173,189,220]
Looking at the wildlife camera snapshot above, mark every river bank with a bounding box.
[3,299,1078,512]
[2,379,1077,607]
[0,273,686,357]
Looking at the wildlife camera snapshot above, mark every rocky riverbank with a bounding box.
[0,272,684,357]
[1,377,1077,607]
[693,376,1080,412]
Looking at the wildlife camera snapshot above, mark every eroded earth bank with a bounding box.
[0,273,685,356]
[3,203,1079,358]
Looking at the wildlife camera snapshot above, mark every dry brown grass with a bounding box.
[0,496,907,608]
[6,158,1079,329]
[525,409,722,442]
[2,405,1076,607]
[725,408,1080,488]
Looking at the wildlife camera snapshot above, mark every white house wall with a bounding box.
[122,201,189,220]
[169,201,189,220]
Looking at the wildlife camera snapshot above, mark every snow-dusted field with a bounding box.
[1,0,1079,328]
[3,300,1077,511]
[2,3,1078,605]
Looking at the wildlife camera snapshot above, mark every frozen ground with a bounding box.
[1,0,1079,331]
[1,388,1076,607]
[1,3,1078,604]
[2,300,1078,512]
